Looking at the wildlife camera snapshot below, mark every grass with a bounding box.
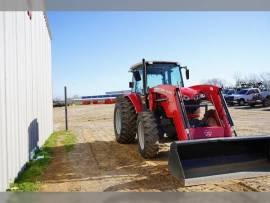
[61,131,76,152]
[8,130,76,192]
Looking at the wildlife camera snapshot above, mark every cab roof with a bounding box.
[130,61,179,72]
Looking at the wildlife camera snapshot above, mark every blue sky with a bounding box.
[48,12,270,98]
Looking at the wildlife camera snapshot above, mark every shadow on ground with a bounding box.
[262,108,270,111]
[39,139,182,191]
[233,106,270,110]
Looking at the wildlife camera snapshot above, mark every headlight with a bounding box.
[193,93,205,100]
[199,93,206,99]
[183,93,205,101]
[183,96,190,101]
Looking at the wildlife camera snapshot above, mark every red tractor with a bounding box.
[114,59,270,185]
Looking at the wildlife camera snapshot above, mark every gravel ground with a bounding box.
[40,104,270,192]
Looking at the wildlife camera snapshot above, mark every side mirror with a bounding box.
[129,82,134,88]
[186,69,190,80]
[133,71,141,81]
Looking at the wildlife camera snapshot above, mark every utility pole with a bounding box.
[64,86,68,131]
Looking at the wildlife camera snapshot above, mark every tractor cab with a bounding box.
[129,60,189,95]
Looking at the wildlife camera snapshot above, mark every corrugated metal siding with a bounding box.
[0,11,53,191]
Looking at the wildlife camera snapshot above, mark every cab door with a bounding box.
[246,89,255,100]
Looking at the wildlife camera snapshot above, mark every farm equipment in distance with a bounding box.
[113,59,270,186]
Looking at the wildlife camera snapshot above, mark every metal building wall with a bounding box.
[0,11,53,191]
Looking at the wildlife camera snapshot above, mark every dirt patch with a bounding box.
[40,104,270,191]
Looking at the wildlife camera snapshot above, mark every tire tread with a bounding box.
[137,111,159,158]
[114,97,137,144]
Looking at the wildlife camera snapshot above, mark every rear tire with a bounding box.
[249,103,255,107]
[114,97,137,144]
[137,111,160,159]
[263,97,270,107]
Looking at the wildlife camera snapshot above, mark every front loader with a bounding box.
[113,59,270,186]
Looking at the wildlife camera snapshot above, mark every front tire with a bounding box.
[114,97,137,144]
[238,99,245,106]
[137,112,160,158]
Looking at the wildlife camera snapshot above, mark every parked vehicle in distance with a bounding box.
[53,100,65,107]
[248,89,270,107]
[223,89,237,105]
[53,99,72,107]
[223,89,237,97]
[225,88,261,106]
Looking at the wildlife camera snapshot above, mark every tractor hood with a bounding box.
[179,87,200,100]
[179,85,221,101]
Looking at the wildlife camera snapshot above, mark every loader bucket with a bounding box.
[168,136,270,186]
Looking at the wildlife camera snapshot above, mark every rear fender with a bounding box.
[126,93,143,113]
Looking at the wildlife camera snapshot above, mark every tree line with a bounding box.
[204,72,270,89]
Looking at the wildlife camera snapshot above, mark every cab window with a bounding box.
[132,69,144,94]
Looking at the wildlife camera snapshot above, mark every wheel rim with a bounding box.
[115,108,122,134]
[138,121,144,150]
[240,100,244,105]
